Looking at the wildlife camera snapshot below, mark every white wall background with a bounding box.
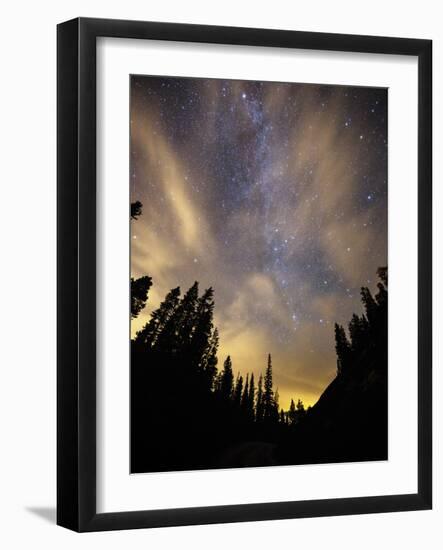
[0,1,440,547]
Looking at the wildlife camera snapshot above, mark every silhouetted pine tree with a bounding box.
[189,287,215,371]
[131,275,152,319]
[296,398,305,419]
[131,200,143,220]
[334,323,351,376]
[374,270,388,322]
[360,287,378,326]
[375,282,387,308]
[248,373,255,421]
[256,374,264,423]
[354,270,387,368]
[263,354,275,421]
[200,327,219,389]
[241,374,250,414]
[233,374,243,408]
[176,281,200,347]
[377,266,388,287]
[272,388,280,422]
[348,313,369,353]
[220,355,234,400]
[280,409,286,424]
[288,398,296,425]
[364,267,388,372]
[155,281,199,353]
[213,371,222,393]
[134,286,181,348]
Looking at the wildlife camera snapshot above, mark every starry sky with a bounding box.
[130,75,387,409]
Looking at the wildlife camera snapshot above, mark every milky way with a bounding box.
[130,75,387,408]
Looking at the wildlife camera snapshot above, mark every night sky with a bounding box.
[130,75,387,409]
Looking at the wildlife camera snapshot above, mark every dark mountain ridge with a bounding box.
[278,349,387,465]
[278,269,388,465]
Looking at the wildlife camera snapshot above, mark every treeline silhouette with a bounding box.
[278,266,388,465]
[131,202,388,472]
[131,278,300,471]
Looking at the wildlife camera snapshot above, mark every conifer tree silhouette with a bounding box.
[241,374,250,413]
[280,409,286,424]
[263,354,275,421]
[272,388,280,422]
[377,266,388,287]
[256,374,264,423]
[156,281,199,353]
[130,200,143,220]
[334,323,351,375]
[288,398,296,425]
[134,287,181,348]
[348,313,370,353]
[201,327,219,389]
[220,355,234,400]
[360,287,378,326]
[233,373,243,408]
[131,275,152,319]
[248,372,255,421]
[296,398,305,418]
[190,287,215,370]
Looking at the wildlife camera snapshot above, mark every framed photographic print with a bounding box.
[57,17,432,531]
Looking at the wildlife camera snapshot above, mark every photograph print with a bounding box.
[130,75,388,474]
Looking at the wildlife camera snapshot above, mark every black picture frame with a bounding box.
[57,17,432,532]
